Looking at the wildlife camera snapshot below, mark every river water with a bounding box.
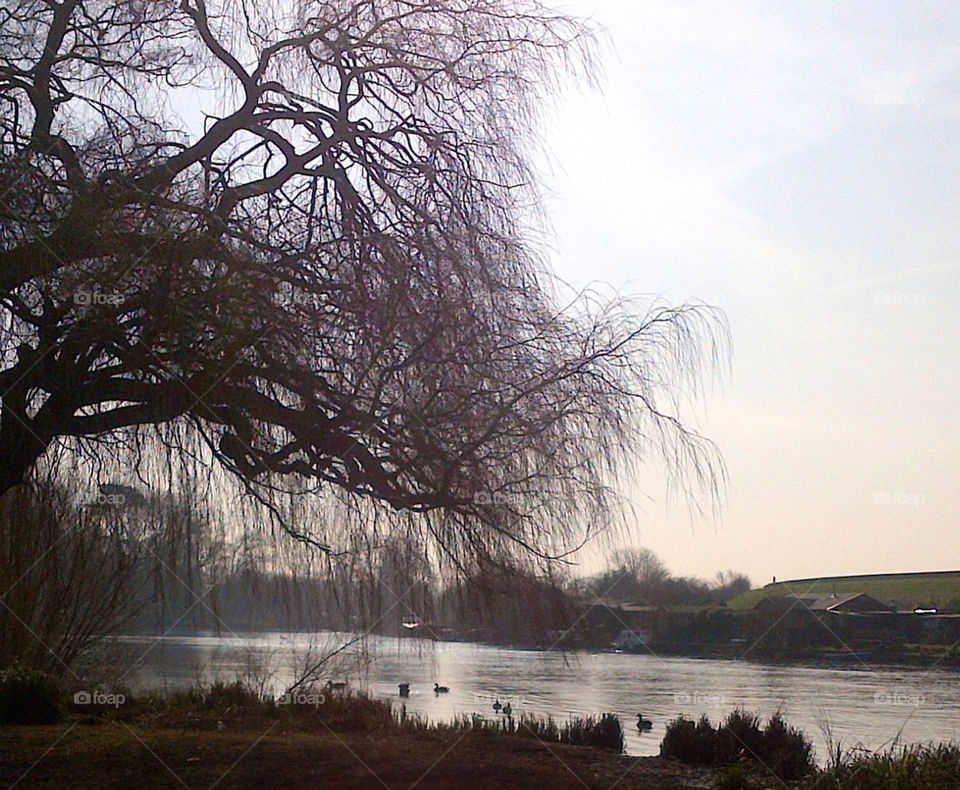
[119,632,960,759]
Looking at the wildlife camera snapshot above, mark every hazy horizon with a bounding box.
[544,0,960,585]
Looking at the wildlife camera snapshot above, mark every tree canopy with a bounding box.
[0,0,727,567]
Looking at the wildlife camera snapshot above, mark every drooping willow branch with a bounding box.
[0,0,728,567]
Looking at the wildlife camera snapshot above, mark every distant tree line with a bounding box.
[577,548,751,608]
[1,467,752,674]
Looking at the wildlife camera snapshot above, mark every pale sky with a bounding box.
[541,1,960,584]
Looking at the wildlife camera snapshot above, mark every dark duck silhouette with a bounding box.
[434,683,450,694]
[492,699,502,713]
[636,713,652,731]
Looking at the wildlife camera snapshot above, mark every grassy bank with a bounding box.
[729,571,960,611]
[5,715,960,790]
[0,725,719,790]
[0,671,712,789]
[3,670,960,789]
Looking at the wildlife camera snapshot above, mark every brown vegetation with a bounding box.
[0,724,715,790]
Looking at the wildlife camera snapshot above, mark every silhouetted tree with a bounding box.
[586,551,750,607]
[439,563,574,646]
[0,0,726,566]
[712,570,751,602]
[590,547,671,602]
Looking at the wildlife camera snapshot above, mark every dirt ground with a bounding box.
[0,724,716,789]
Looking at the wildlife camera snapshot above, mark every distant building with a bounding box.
[744,591,960,654]
[752,591,893,614]
[612,629,650,651]
[786,592,896,614]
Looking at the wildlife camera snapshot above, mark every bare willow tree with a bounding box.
[0,0,727,569]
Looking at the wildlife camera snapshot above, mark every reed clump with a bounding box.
[661,708,814,782]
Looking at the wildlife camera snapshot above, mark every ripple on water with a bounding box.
[122,634,960,759]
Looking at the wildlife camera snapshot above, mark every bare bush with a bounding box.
[0,479,145,672]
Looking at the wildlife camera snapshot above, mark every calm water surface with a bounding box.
[120,632,960,758]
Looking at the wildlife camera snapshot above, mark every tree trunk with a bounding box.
[0,399,50,498]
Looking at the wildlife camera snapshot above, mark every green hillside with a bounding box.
[728,571,960,612]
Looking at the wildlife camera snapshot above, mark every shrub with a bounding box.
[714,763,756,790]
[563,713,624,752]
[716,708,761,764]
[661,714,717,764]
[661,709,814,783]
[310,688,395,731]
[0,664,62,725]
[813,743,960,789]
[203,680,265,709]
[155,680,268,715]
[763,711,814,781]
